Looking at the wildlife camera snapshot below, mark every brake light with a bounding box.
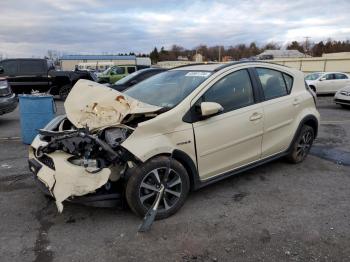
[305,81,317,106]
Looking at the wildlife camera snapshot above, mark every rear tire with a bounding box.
[286,125,314,164]
[59,84,72,101]
[340,104,350,109]
[125,156,190,220]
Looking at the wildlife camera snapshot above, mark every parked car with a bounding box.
[334,85,350,108]
[28,61,319,219]
[0,58,97,100]
[305,72,350,94]
[110,68,167,92]
[98,65,138,84]
[0,78,17,115]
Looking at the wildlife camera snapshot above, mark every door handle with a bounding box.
[249,112,262,121]
[293,99,300,106]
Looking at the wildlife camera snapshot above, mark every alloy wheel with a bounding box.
[138,167,182,211]
[296,130,313,161]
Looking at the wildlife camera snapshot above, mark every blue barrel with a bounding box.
[18,95,56,144]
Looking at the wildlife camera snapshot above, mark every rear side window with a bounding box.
[0,60,17,75]
[116,67,125,74]
[202,69,254,113]
[19,60,46,75]
[256,68,288,100]
[334,73,348,79]
[127,67,136,74]
[324,74,334,80]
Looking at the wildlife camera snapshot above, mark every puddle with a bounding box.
[310,145,350,166]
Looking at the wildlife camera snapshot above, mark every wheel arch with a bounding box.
[137,150,198,191]
[171,149,198,191]
[288,114,319,153]
[309,85,316,92]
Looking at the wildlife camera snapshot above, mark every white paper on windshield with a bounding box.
[185,72,211,77]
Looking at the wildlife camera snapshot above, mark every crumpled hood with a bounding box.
[64,79,161,129]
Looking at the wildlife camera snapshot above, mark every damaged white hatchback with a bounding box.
[29,62,320,220]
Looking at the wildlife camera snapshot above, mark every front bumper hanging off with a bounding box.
[28,152,124,211]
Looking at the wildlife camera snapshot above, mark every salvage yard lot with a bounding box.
[1,97,350,262]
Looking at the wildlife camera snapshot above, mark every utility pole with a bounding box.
[218,46,221,62]
[304,36,311,57]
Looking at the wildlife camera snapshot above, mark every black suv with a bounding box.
[0,59,97,100]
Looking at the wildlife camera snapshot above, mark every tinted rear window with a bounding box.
[19,60,46,74]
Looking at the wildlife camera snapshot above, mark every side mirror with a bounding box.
[319,77,326,81]
[0,66,4,74]
[200,102,223,117]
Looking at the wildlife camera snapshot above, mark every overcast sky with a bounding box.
[1,0,350,57]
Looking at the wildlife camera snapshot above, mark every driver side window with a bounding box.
[201,69,254,113]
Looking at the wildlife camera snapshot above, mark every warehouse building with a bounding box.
[59,55,150,71]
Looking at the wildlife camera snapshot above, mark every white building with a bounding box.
[259,49,308,59]
[59,55,151,71]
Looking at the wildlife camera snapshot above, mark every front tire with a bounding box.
[340,104,350,109]
[125,156,190,220]
[59,84,72,101]
[309,85,316,93]
[287,125,314,163]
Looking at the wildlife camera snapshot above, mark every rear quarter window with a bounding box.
[127,67,136,74]
[282,73,293,93]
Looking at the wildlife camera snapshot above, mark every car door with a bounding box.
[334,73,350,92]
[111,66,126,83]
[317,73,335,93]
[254,67,301,158]
[192,69,263,180]
[17,60,49,93]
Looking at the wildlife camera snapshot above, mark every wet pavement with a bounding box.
[1,96,350,262]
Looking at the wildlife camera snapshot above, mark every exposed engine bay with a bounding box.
[28,80,163,212]
[36,120,134,173]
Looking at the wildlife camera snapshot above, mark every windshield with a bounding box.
[102,67,111,75]
[115,69,143,85]
[124,70,211,108]
[305,73,323,81]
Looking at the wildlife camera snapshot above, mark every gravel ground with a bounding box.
[0,96,350,262]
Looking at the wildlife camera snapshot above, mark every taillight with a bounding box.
[305,81,317,106]
[0,80,11,96]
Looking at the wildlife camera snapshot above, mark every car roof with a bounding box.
[171,61,290,72]
[171,63,222,71]
[322,72,349,74]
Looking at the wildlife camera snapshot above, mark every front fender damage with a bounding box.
[29,80,163,213]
